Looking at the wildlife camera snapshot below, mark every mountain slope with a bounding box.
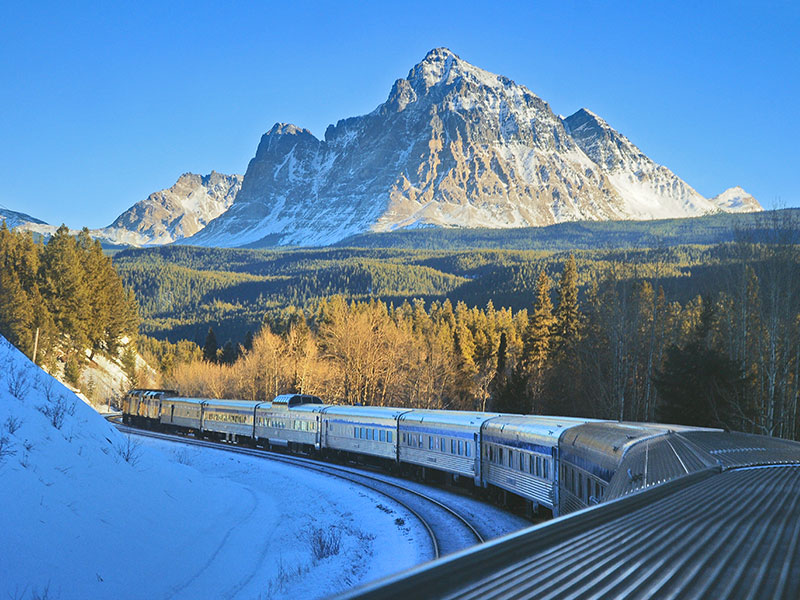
[0,207,48,229]
[562,108,721,219]
[185,48,759,249]
[97,171,243,245]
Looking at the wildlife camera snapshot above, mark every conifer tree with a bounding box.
[203,327,218,362]
[553,254,581,349]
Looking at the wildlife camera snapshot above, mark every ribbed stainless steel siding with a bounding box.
[484,462,554,508]
[399,446,475,477]
[325,433,395,459]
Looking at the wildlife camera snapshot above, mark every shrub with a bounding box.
[309,526,342,561]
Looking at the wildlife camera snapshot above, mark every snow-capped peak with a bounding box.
[710,186,762,213]
[182,48,762,248]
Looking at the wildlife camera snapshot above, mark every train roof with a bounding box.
[560,421,671,471]
[354,463,800,599]
[323,405,411,420]
[199,399,261,410]
[483,415,604,442]
[286,404,330,414]
[271,394,323,407]
[399,409,503,428]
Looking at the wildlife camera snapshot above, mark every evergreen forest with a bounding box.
[111,211,800,441]
[0,223,140,386]
[1,209,798,441]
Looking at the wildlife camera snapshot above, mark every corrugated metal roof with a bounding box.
[340,435,800,600]
[681,430,800,468]
[605,432,716,500]
[483,416,599,444]
[399,410,503,427]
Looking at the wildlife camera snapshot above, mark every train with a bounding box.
[122,389,721,517]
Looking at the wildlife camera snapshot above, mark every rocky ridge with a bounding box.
[186,47,761,248]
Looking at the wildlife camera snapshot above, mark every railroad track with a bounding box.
[114,423,485,559]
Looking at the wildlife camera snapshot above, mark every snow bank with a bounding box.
[0,336,424,599]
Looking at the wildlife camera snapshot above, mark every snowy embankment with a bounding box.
[0,336,425,599]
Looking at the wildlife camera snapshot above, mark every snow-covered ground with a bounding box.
[0,336,427,599]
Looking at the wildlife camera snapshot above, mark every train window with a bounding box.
[498,448,504,463]
[402,433,406,444]
[387,432,393,443]
[544,460,549,479]
[354,427,358,438]
[380,430,385,442]
[419,434,423,447]
[465,443,471,457]
[429,437,433,450]
[440,437,445,451]
[508,450,514,467]
[520,454,525,471]
[450,439,455,454]
[488,446,494,461]
[458,440,463,455]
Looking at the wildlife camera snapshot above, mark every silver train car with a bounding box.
[160,396,205,432]
[398,410,501,484]
[482,415,597,513]
[122,389,716,519]
[322,405,408,462]
[255,394,326,451]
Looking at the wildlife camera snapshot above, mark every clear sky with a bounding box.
[1,0,798,228]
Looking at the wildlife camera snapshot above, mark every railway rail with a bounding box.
[114,423,487,559]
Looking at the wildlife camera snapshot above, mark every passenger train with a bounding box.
[122,389,718,517]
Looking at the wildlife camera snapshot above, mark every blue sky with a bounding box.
[1,1,798,228]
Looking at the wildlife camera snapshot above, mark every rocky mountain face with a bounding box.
[97,171,243,245]
[3,172,242,246]
[185,48,762,248]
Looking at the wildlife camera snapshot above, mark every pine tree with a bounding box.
[221,340,237,365]
[553,254,581,349]
[655,297,745,427]
[523,270,555,369]
[203,327,218,362]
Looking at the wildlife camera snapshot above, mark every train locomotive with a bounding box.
[123,389,792,518]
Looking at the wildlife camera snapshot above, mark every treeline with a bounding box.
[160,242,800,440]
[114,241,727,344]
[0,223,139,385]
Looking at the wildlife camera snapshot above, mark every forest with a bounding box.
[1,210,798,441]
[0,223,140,386]
[129,216,800,441]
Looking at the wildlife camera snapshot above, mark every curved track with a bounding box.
[114,423,485,559]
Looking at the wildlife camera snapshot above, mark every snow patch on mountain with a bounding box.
[0,208,48,230]
[710,186,762,213]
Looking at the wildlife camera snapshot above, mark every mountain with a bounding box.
[3,172,242,246]
[184,48,761,248]
[0,207,48,230]
[562,109,721,219]
[97,171,243,245]
[709,186,762,213]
